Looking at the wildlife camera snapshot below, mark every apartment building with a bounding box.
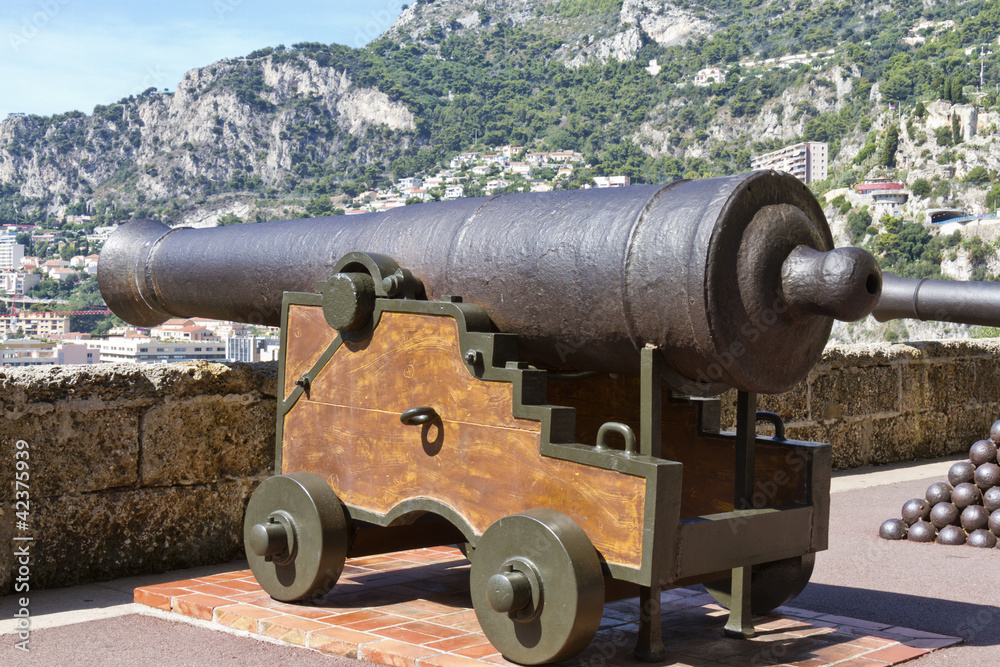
[0,341,98,367]
[0,238,25,270]
[750,142,829,184]
[0,311,71,337]
[89,337,228,363]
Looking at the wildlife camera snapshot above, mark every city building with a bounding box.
[1,271,41,295]
[855,180,910,219]
[226,336,280,363]
[0,238,25,270]
[750,142,829,184]
[694,67,725,86]
[150,318,215,341]
[88,337,228,363]
[592,175,631,188]
[0,340,98,367]
[0,311,71,338]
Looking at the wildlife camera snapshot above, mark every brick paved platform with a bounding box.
[135,547,960,666]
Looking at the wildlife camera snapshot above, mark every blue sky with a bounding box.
[0,1,406,119]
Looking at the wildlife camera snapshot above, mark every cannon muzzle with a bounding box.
[99,171,883,395]
[873,272,1000,327]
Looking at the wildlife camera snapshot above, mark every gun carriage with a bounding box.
[98,171,1000,664]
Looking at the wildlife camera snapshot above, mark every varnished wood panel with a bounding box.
[547,375,808,517]
[281,310,646,569]
[283,305,339,400]
[308,312,541,431]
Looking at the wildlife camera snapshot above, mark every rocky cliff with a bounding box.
[0,52,415,225]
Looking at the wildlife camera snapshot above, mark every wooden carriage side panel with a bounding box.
[280,307,647,570]
[546,375,809,517]
[283,304,340,400]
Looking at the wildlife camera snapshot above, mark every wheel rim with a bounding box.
[704,553,816,614]
[244,471,349,602]
[470,509,604,665]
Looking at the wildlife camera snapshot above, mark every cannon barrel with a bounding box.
[873,272,1000,327]
[99,171,883,395]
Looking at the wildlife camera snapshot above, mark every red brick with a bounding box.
[259,615,329,646]
[418,653,488,667]
[847,636,899,649]
[214,604,281,632]
[453,643,500,660]
[188,583,243,599]
[377,626,446,646]
[308,626,380,657]
[270,602,340,621]
[398,621,468,640]
[344,613,411,632]
[359,639,442,667]
[425,633,489,652]
[216,578,265,593]
[864,644,929,663]
[134,587,181,610]
[194,571,248,583]
[173,593,234,621]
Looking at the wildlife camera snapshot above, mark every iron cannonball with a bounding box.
[900,498,930,525]
[990,509,1000,537]
[984,487,1000,513]
[930,502,960,528]
[925,481,953,506]
[970,439,999,466]
[968,529,997,549]
[974,462,1000,490]
[879,518,908,540]
[952,483,982,510]
[961,505,989,532]
[948,461,976,486]
[991,419,1000,444]
[907,521,937,542]
[937,524,967,545]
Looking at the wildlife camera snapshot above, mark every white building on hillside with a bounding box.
[0,238,24,270]
[751,142,828,184]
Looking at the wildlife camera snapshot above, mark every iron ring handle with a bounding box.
[595,422,637,455]
[400,406,439,426]
[755,411,786,441]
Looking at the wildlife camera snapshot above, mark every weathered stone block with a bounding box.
[0,408,141,497]
[925,359,980,407]
[809,364,899,420]
[140,394,275,486]
[0,480,262,593]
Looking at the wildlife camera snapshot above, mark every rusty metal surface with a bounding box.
[874,271,1000,325]
[99,171,882,394]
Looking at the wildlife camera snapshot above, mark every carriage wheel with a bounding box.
[704,553,815,614]
[470,509,604,665]
[243,472,350,602]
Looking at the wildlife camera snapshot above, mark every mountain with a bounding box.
[1,0,999,291]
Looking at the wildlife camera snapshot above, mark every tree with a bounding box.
[914,100,925,118]
[217,213,243,226]
[951,113,962,144]
[910,179,931,197]
[878,126,899,168]
[847,209,873,242]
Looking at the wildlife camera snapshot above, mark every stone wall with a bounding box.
[2,340,999,592]
[724,339,1000,469]
[0,361,277,595]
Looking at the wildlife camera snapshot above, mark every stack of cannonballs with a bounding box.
[880,420,1000,548]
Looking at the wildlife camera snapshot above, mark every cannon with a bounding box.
[97,171,1000,663]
